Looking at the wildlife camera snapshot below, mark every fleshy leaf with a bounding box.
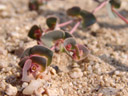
[46,16,58,29]
[63,37,79,59]
[109,0,121,9]
[22,59,34,82]
[30,45,53,66]
[64,32,73,39]
[30,56,47,72]
[29,0,40,11]
[80,10,96,28]
[41,30,65,48]
[67,6,81,17]
[76,44,90,62]
[63,38,90,62]
[28,25,43,40]
[20,48,31,59]
[19,57,29,68]
[63,37,76,46]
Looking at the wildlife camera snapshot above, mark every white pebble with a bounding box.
[70,68,83,79]
[0,60,8,68]
[23,79,42,95]
[0,4,6,11]
[22,82,28,89]
[114,71,120,76]
[11,32,20,38]
[5,84,17,96]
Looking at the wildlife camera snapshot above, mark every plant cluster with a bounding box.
[19,0,128,82]
[19,6,95,82]
[93,0,128,24]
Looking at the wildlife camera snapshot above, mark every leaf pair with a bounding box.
[40,30,72,49]
[40,30,89,62]
[19,45,53,81]
[67,6,96,28]
[28,17,58,41]
[63,38,90,62]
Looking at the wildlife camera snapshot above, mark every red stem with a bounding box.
[50,46,55,50]
[58,20,73,27]
[70,21,81,34]
[112,7,128,24]
[92,0,109,14]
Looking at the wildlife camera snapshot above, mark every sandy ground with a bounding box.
[0,0,128,96]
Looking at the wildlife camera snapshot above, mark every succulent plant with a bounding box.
[63,37,90,62]
[67,6,96,29]
[41,30,72,52]
[93,0,128,24]
[19,45,53,82]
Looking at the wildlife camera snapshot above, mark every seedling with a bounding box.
[20,1,127,95]
[21,5,94,84]
[19,45,53,82]
[28,17,59,44]
[41,30,72,52]
[93,0,128,24]
[63,37,90,62]
[57,6,96,34]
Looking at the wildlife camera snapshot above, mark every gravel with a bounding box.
[0,0,128,96]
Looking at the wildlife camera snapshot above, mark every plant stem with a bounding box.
[70,21,81,34]
[58,20,73,27]
[50,46,55,50]
[92,0,109,14]
[112,8,128,24]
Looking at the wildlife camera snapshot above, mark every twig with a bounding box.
[112,7,128,24]
[92,0,109,14]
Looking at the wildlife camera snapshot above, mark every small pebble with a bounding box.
[70,68,83,79]
[0,4,6,11]
[5,84,17,96]
[0,60,8,68]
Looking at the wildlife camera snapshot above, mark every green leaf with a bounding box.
[63,37,76,47]
[63,38,90,62]
[67,6,81,17]
[41,30,65,48]
[109,0,121,9]
[76,44,90,62]
[30,56,47,71]
[80,10,96,28]
[28,25,43,40]
[64,32,73,39]
[63,37,79,59]
[46,16,58,29]
[30,45,53,66]
[20,48,31,59]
